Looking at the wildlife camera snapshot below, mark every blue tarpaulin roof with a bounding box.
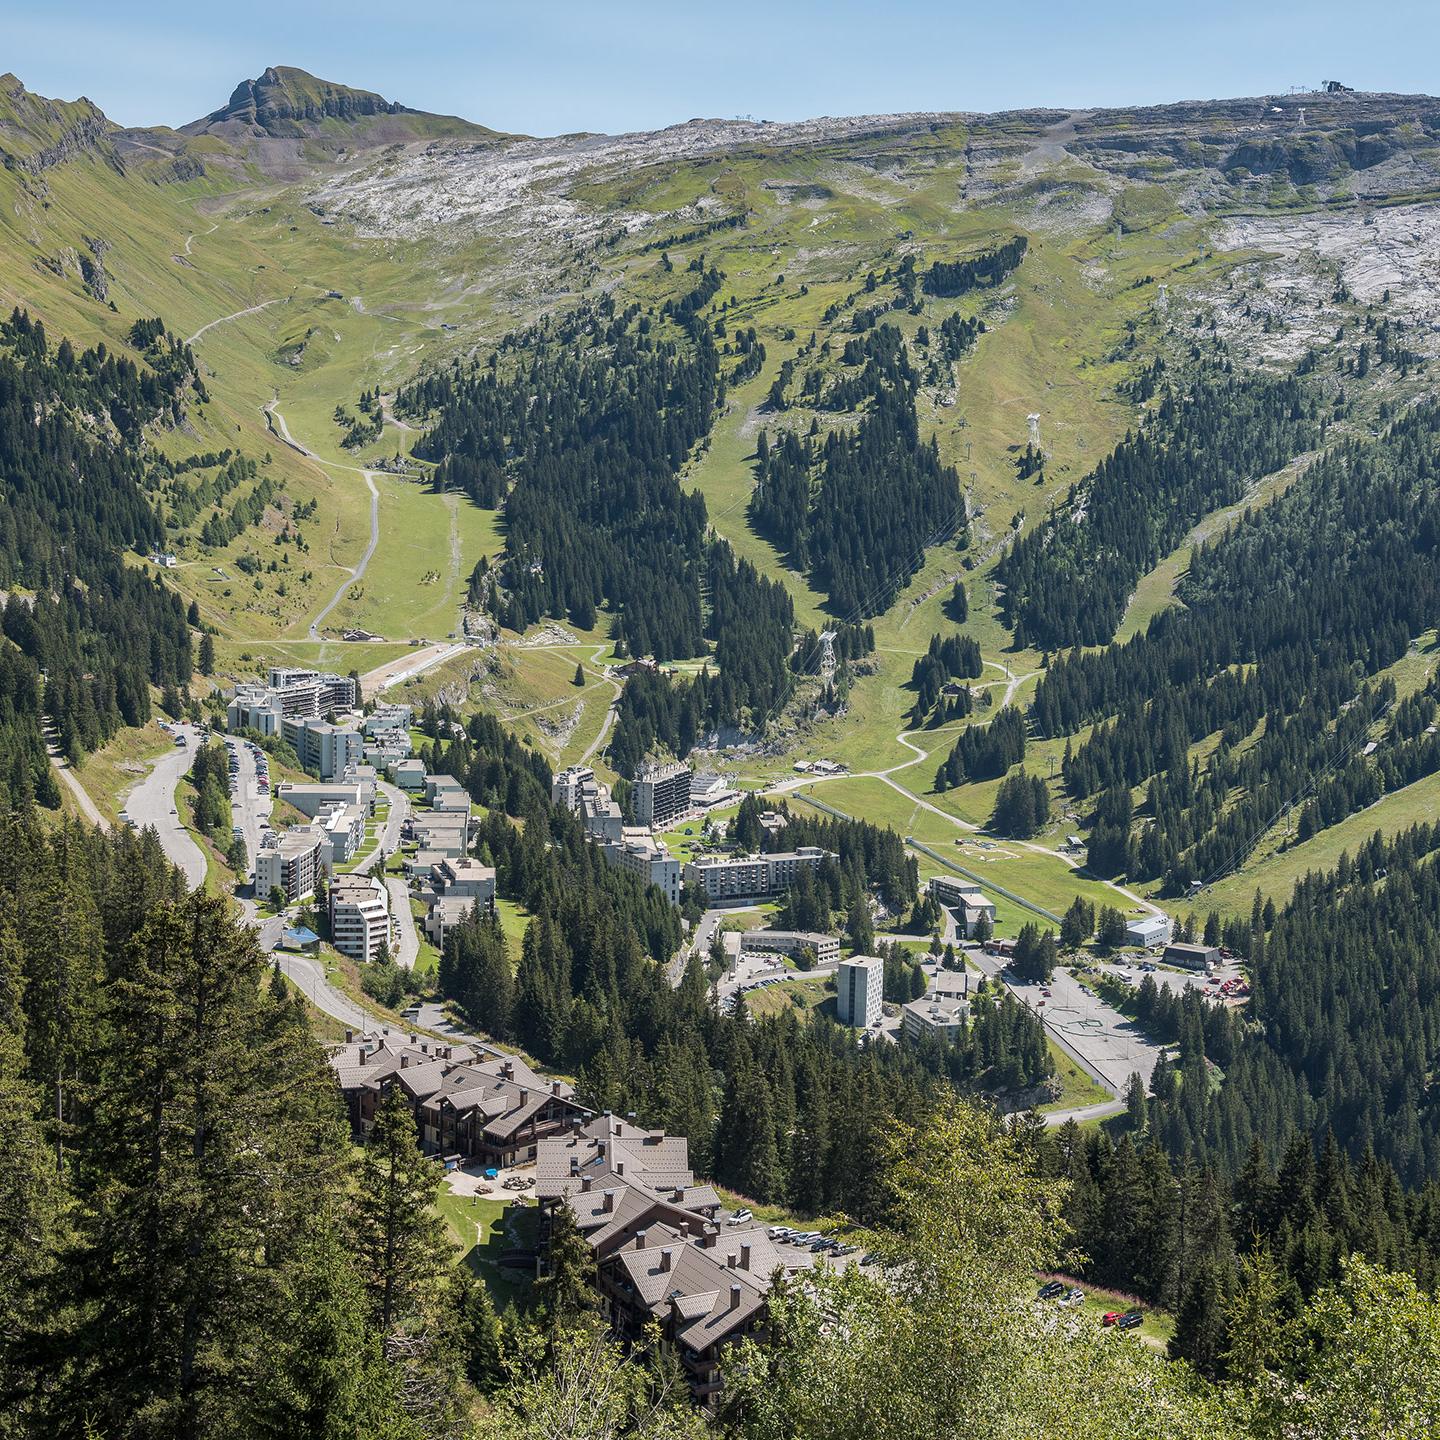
[282,926,321,947]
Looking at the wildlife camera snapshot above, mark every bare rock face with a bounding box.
[183,66,416,139]
[0,73,116,174]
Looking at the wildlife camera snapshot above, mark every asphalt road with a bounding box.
[386,878,420,969]
[122,724,207,890]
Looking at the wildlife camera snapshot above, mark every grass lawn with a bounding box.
[1202,767,1440,917]
[437,1190,532,1307]
[76,721,175,825]
[1039,1038,1114,1113]
[1036,1274,1176,1351]
[495,896,532,954]
[745,973,836,1020]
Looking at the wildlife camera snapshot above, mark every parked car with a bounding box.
[1117,1311,1144,1331]
[727,1208,753,1225]
[1037,1281,1065,1300]
[1101,1311,1121,1327]
[1061,1287,1084,1306]
[768,1226,793,1240]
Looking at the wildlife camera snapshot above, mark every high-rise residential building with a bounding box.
[255,828,325,904]
[329,874,391,963]
[634,759,692,829]
[836,955,883,1029]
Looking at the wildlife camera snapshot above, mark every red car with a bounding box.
[1101,1311,1121,1327]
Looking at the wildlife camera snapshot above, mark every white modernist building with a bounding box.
[683,847,831,903]
[1126,914,1172,949]
[329,874,391,963]
[836,956,883,1029]
[255,828,325,904]
[601,831,682,906]
[928,874,998,939]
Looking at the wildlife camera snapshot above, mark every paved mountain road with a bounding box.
[123,724,208,890]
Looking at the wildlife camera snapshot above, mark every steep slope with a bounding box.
[0,71,115,172]
[180,65,502,175]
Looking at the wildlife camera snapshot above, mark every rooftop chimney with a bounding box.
[570,1156,579,1175]
[602,1190,614,1214]
[552,1080,563,1096]
[581,1176,592,1192]
[740,1242,752,1271]
[636,1229,647,1250]
[727,1253,738,1269]
[615,1160,624,1177]
[659,1248,672,1273]
[345,1029,354,1044]
[730,1283,742,1310]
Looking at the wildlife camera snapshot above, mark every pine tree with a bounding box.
[49,892,352,1435]
[351,1086,452,1331]
[197,632,215,675]
[533,1200,596,1330]
[1124,1071,1147,1131]
[459,1271,507,1394]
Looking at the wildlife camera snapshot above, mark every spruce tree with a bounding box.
[533,1201,596,1330]
[351,1085,452,1332]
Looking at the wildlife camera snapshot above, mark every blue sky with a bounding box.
[9,1,1439,135]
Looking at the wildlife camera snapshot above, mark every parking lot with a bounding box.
[223,736,273,880]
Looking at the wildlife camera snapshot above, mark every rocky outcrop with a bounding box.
[195,66,414,136]
[0,73,115,173]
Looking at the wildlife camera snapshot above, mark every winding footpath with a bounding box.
[262,400,384,640]
[186,296,288,348]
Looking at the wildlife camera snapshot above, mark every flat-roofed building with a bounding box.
[1164,941,1221,972]
[836,955,883,1029]
[424,895,483,951]
[274,780,372,819]
[316,801,366,865]
[738,930,840,966]
[901,976,971,1042]
[391,758,426,790]
[226,685,284,736]
[364,704,412,737]
[1127,914,1172,948]
[552,765,596,813]
[255,827,324,904]
[281,716,364,780]
[410,811,471,859]
[634,760,692,829]
[683,847,831,903]
[424,773,468,807]
[601,831,681,905]
[330,874,390,963]
[928,874,997,938]
[430,856,497,904]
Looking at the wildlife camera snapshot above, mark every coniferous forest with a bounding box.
[11,50,1440,1439]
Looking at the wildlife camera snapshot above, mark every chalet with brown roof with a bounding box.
[535,1113,811,1403]
[330,1031,589,1167]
